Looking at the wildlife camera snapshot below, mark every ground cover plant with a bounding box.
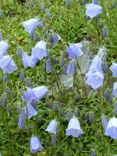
[0,0,117,155]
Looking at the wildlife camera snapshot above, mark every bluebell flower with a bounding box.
[67,43,83,59]
[45,58,51,73]
[0,55,17,74]
[21,52,37,68]
[45,119,57,134]
[85,3,102,19]
[32,41,48,60]
[22,86,48,103]
[0,40,9,59]
[27,103,37,119]
[30,136,43,153]
[105,117,117,139]
[101,115,108,130]
[22,18,41,38]
[25,78,32,88]
[66,62,75,75]
[86,70,104,89]
[104,89,112,105]
[18,108,26,129]
[17,47,22,58]
[66,116,84,138]
[112,82,117,98]
[110,62,117,77]
[50,33,61,46]
[20,71,25,81]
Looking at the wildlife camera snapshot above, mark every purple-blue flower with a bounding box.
[66,62,75,75]
[18,108,26,129]
[22,18,42,38]
[112,82,117,98]
[32,41,48,60]
[22,86,48,103]
[85,3,102,19]
[67,43,83,59]
[0,55,17,74]
[86,71,104,89]
[45,119,57,134]
[21,52,37,68]
[66,116,84,138]
[27,104,37,119]
[105,117,117,139]
[0,40,9,59]
[101,115,108,130]
[45,58,51,73]
[30,136,43,153]
[110,63,117,77]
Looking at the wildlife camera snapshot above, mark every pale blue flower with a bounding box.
[110,62,117,77]
[67,43,83,59]
[45,119,57,134]
[30,136,43,153]
[22,86,48,103]
[85,3,102,19]
[32,41,48,60]
[112,82,117,98]
[22,18,41,38]
[86,71,104,89]
[21,52,37,68]
[0,55,17,74]
[0,41,9,59]
[66,116,84,138]
[45,58,51,73]
[101,115,108,130]
[27,104,37,119]
[105,117,117,139]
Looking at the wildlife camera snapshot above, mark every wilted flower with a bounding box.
[112,82,117,98]
[110,62,117,77]
[0,55,17,74]
[67,43,83,59]
[30,136,43,153]
[32,41,48,60]
[22,18,42,38]
[22,86,48,103]
[45,119,57,134]
[85,3,102,19]
[105,117,117,139]
[66,116,84,137]
[101,115,108,130]
[86,71,104,89]
[0,40,9,59]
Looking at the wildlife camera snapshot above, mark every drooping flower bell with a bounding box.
[67,43,83,59]
[0,55,17,74]
[30,136,43,153]
[22,18,43,38]
[45,119,57,134]
[105,117,117,139]
[66,116,84,138]
[110,62,117,77]
[22,86,48,103]
[85,2,102,19]
[32,40,48,60]
[0,40,9,59]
